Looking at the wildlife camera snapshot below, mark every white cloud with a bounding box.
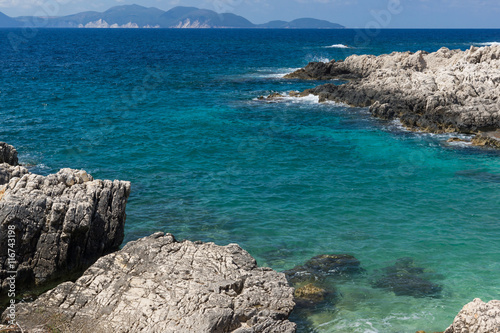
[0,0,73,9]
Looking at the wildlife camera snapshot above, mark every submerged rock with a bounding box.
[284,254,364,285]
[0,166,131,294]
[444,298,500,333]
[2,232,296,333]
[292,282,336,310]
[284,254,362,312]
[285,46,500,146]
[372,258,442,298]
[294,283,327,303]
[447,137,467,143]
[0,143,18,166]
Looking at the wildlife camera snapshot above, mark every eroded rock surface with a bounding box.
[286,46,500,146]
[4,232,296,333]
[444,298,500,333]
[0,166,131,293]
[0,143,18,166]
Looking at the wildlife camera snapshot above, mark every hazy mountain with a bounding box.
[0,5,344,29]
[159,6,254,28]
[0,12,22,27]
[259,18,344,29]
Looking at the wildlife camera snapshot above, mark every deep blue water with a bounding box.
[1,28,500,332]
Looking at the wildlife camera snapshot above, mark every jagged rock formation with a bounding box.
[444,298,500,333]
[0,165,131,293]
[285,45,500,146]
[3,232,296,333]
[0,143,18,166]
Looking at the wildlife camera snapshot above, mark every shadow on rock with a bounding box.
[371,258,442,298]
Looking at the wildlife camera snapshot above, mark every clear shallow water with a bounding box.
[1,28,500,332]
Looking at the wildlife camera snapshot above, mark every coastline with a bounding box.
[1,28,500,332]
[283,45,500,148]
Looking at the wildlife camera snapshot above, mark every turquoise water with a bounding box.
[1,28,500,332]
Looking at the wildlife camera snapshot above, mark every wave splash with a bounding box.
[475,42,500,46]
[326,44,350,49]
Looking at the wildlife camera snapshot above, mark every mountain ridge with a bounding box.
[0,4,344,29]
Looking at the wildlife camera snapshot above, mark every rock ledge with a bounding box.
[3,232,296,333]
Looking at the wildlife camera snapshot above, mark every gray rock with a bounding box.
[286,46,500,146]
[0,167,131,293]
[0,164,28,187]
[3,232,296,333]
[0,143,18,166]
[444,298,500,333]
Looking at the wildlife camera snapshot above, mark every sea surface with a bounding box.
[1,28,500,332]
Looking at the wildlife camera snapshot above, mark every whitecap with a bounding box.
[308,56,330,63]
[255,93,346,107]
[250,68,302,79]
[326,44,350,49]
[475,42,500,46]
[280,94,320,104]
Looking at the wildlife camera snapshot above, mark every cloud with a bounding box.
[0,0,73,9]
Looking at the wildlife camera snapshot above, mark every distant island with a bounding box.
[0,4,345,29]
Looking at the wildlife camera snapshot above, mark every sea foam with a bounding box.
[476,42,500,46]
[326,44,350,49]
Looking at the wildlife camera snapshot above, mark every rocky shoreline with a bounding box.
[283,45,500,148]
[0,143,296,332]
[1,143,499,332]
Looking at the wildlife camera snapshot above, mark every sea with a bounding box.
[1,28,500,332]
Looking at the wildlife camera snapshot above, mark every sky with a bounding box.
[0,0,499,28]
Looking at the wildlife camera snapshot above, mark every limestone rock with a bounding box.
[0,143,18,166]
[3,232,296,333]
[444,298,500,333]
[0,166,131,293]
[286,46,500,145]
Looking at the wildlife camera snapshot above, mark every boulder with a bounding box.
[444,298,500,333]
[0,166,131,294]
[0,143,18,166]
[2,232,296,333]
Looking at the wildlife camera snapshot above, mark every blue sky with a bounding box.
[0,0,499,28]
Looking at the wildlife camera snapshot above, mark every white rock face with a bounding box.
[444,298,500,333]
[79,20,139,28]
[172,19,213,28]
[3,233,296,333]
